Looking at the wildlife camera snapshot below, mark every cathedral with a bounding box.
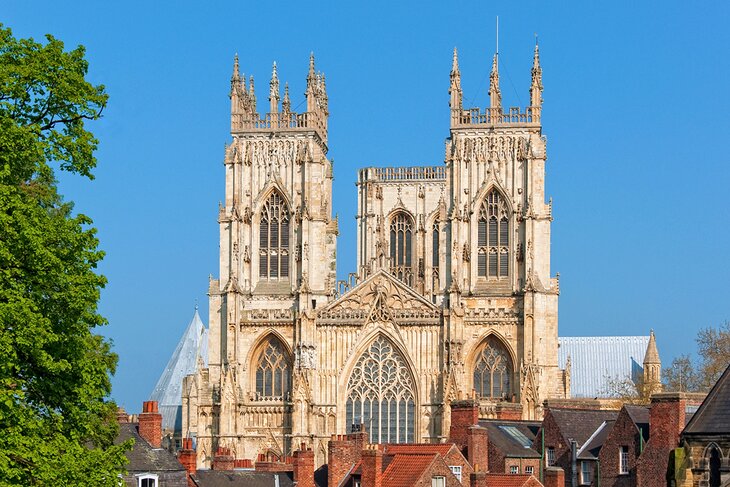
[181,44,570,468]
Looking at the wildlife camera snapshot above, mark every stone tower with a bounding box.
[643,329,662,394]
[183,45,567,469]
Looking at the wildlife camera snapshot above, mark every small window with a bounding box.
[510,465,519,474]
[449,465,462,482]
[138,474,158,487]
[619,446,629,474]
[581,461,593,485]
[546,447,555,466]
[432,476,446,487]
[525,466,534,475]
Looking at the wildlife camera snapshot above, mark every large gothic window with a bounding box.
[255,336,291,400]
[389,212,414,286]
[473,336,513,399]
[346,336,416,443]
[259,191,290,279]
[477,190,510,278]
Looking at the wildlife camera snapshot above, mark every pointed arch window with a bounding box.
[255,336,291,400]
[477,190,509,278]
[432,220,440,293]
[346,336,416,443]
[259,191,290,279]
[389,212,414,286]
[473,336,513,399]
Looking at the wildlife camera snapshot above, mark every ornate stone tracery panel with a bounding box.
[473,336,513,399]
[345,336,415,443]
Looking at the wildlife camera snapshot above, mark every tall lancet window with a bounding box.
[255,336,291,400]
[259,191,290,278]
[389,212,414,286]
[477,190,509,278]
[473,336,513,399]
[432,220,440,293]
[345,336,416,444]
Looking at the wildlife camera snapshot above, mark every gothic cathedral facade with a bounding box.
[182,45,569,468]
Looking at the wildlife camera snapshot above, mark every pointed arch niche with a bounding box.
[345,335,416,443]
[472,335,514,400]
[252,334,292,401]
[259,190,290,279]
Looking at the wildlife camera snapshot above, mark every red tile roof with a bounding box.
[481,473,542,487]
[381,453,438,487]
[382,443,455,456]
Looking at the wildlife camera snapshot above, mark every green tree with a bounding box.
[0,25,130,485]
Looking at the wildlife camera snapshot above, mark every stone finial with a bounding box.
[269,61,280,113]
[451,47,460,74]
[530,41,543,107]
[450,47,463,113]
[282,82,291,114]
[248,75,256,113]
[488,53,502,110]
[232,53,240,81]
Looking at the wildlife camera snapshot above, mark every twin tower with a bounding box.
[182,45,565,468]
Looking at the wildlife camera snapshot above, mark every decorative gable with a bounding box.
[317,270,441,325]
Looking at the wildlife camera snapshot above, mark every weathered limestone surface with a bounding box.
[183,47,566,469]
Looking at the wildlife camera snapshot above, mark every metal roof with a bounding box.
[558,336,650,398]
[149,308,208,432]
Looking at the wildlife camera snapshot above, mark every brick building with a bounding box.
[674,365,730,487]
[479,419,542,476]
[534,407,619,487]
[597,405,649,487]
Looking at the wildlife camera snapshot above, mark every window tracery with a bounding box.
[389,212,414,286]
[477,190,509,278]
[473,336,513,399]
[259,191,290,278]
[255,336,291,400]
[346,336,415,443]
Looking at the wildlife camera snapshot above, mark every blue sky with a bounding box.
[5,1,730,411]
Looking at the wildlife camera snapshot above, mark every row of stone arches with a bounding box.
[249,330,516,442]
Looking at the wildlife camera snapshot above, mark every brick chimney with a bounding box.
[138,401,162,448]
[212,447,235,471]
[116,407,129,424]
[328,431,366,487]
[466,425,488,470]
[636,392,705,487]
[544,467,565,487]
[361,445,383,487]
[293,444,315,487]
[178,438,197,486]
[469,465,488,487]
[495,402,523,420]
[449,400,479,453]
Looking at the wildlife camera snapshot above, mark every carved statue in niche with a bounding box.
[462,243,470,262]
[243,245,251,263]
[243,206,252,224]
[375,186,383,200]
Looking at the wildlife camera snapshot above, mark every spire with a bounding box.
[530,40,543,107]
[232,53,240,81]
[282,82,291,114]
[269,61,280,114]
[488,53,502,110]
[644,329,660,365]
[449,47,463,119]
[306,52,317,113]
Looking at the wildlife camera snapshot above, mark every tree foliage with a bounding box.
[662,321,730,393]
[0,25,129,485]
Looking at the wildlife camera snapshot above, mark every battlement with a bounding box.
[451,106,541,128]
[231,110,327,140]
[358,166,446,183]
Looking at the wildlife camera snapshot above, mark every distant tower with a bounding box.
[643,330,662,394]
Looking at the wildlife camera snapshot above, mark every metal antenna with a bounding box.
[496,16,499,55]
